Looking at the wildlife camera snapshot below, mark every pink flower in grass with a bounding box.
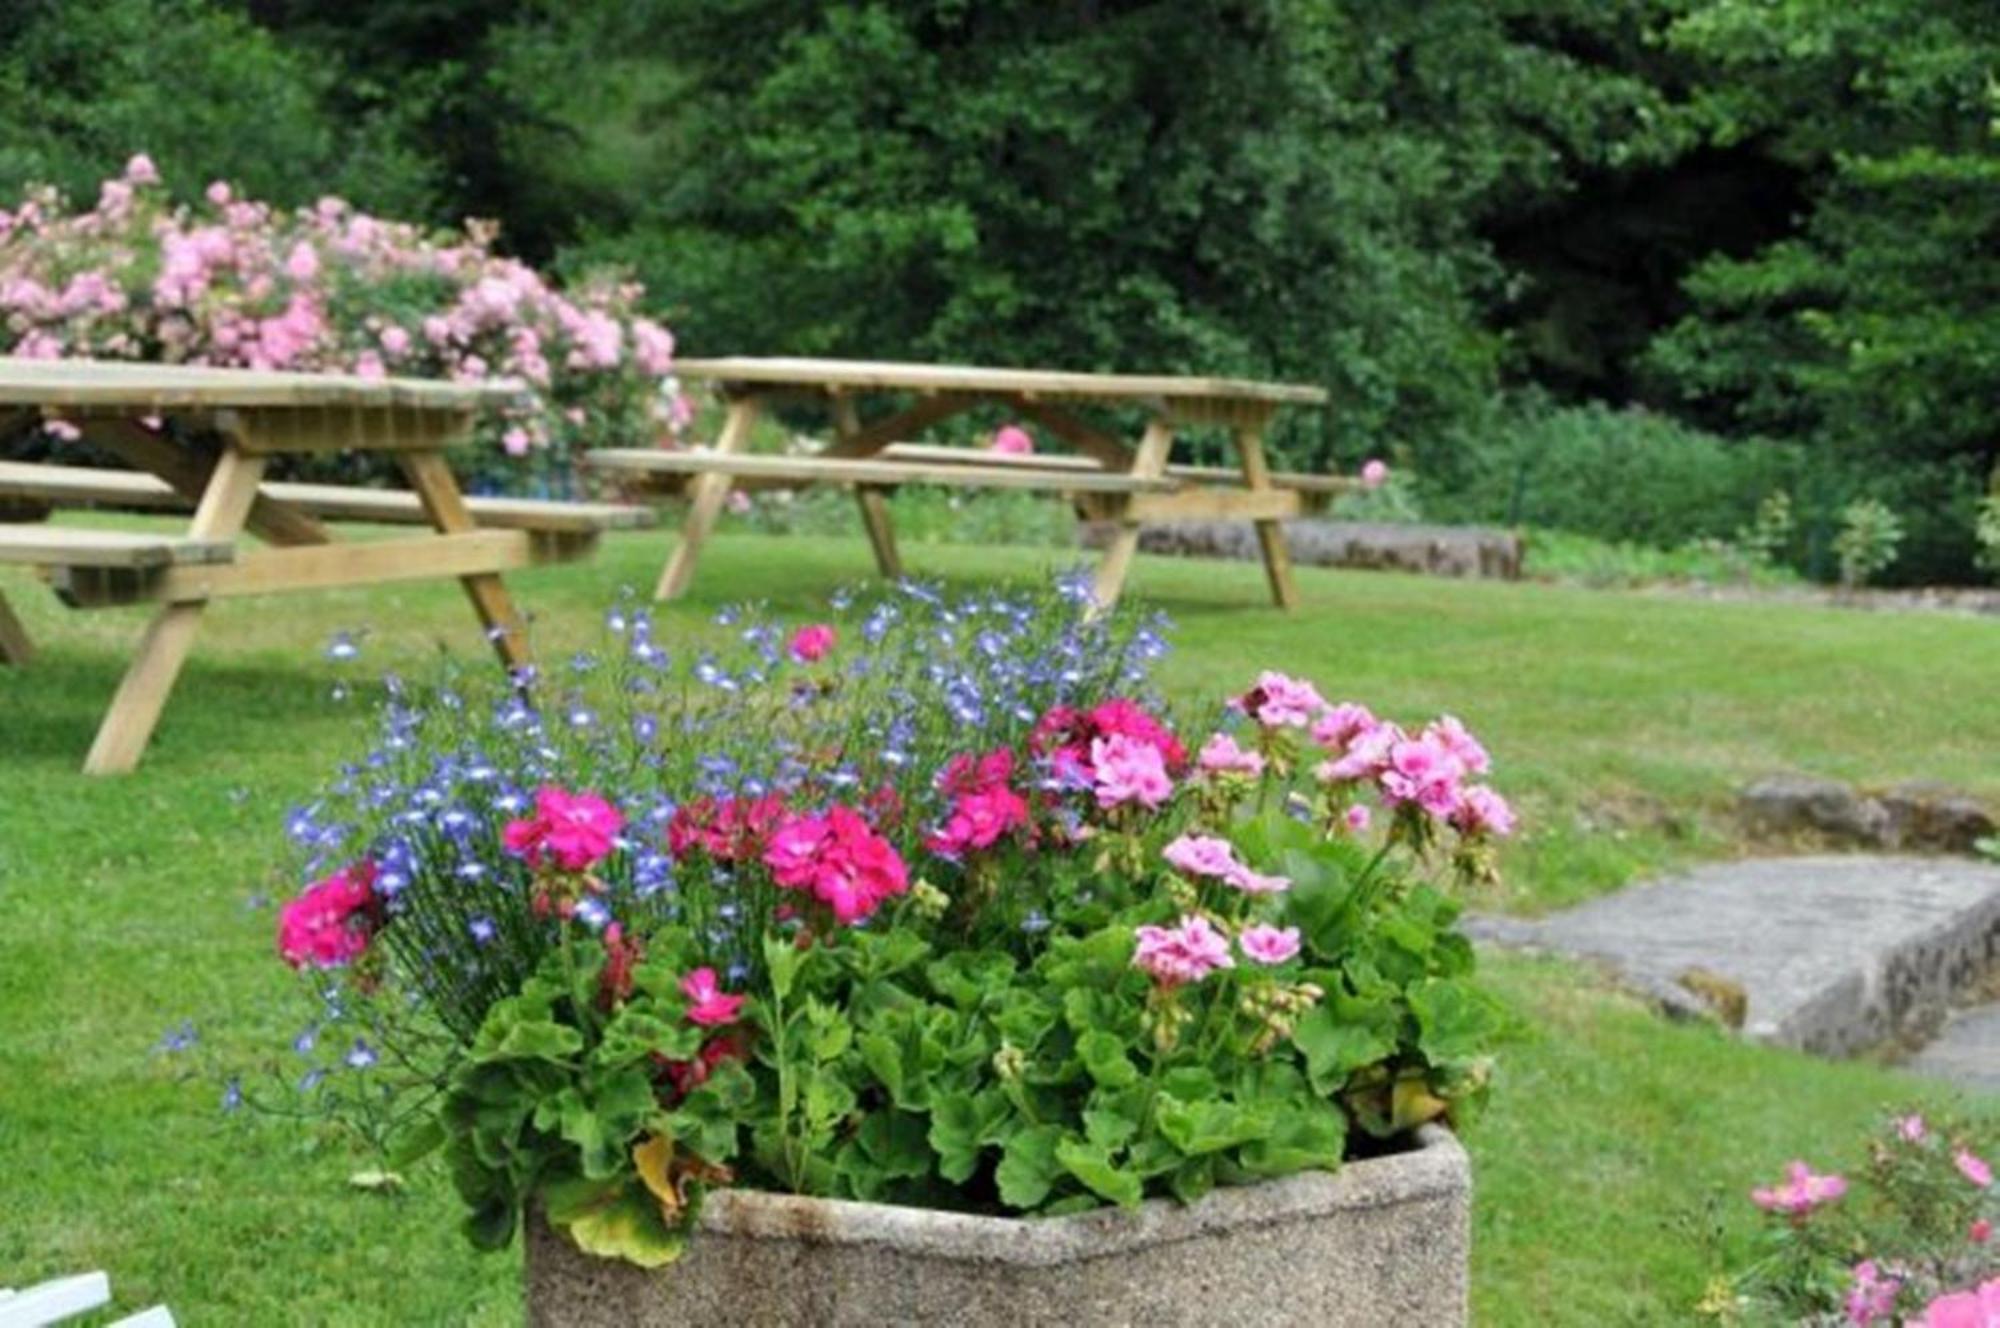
[1090,734,1173,810]
[789,623,836,663]
[1452,786,1516,839]
[1229,671,1326,729]
[1845,1259,1901,1326]
[503,787,625,872]
[1897,1114,1929,1143]
[680,967,745,1027]
[1360,458,1389,490]
[1163,834,1244,882]
[277,861,378,969]
[1197,733,1265,778]
[991,424,1034,455]
[1132,915,1234,988]
[1751,1161,1847,1217]
[1915,1278,2000,1328]
[1956,1149,1993,1189]
[1238,923,1301,966]
[764,806,909,925]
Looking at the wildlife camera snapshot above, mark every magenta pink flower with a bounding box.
[1451,785,1516,838]
[789,623,836,663]
[1225,865,1292,895]
[1197,732,1266,778]
[124,153,159,186]
[1915,1278,2000,1328]
[1379,733,1466,817]
[1360,458,1389,489]
[680,967,746,1027]
[1845,1259,1901,1326]
[1311,702,1377,752]
[928,785,1031,856]
[1162,834,1244,881]
[1132,915,1235,987]
[504,787,625,872]
[937,747,1016,798]
[1897,1114,1928,1143]
[1425,715,1492,776]
[1238,923,1302,966]
[1751,1161,1848,1216]
[276,861,378,969]
[1030,699,1186,784]
[764,805,910,925]
[1090,734,1173,810]
[990,424,1034,455]
[1229,671,1327,728]
[1955,1149,1993,1188]
[1343,803,1373,833]
[1316,719,1402,783]
[1973,1219,1993,1245]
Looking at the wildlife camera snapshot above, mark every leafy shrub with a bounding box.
[1833,499,1906,589]
[1522,529,1803,591]
[244,580,1511,1267]
[0,158,682,491]
[1700,1112,1997,1324]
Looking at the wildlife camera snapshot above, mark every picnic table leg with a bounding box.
[656,397,760,601]
[830,396,903,579]
[1089,417,1175,612]
[83,448,267,775]
[0,586,33,664]
[398,450,532,672]
[1234,421,1300,610]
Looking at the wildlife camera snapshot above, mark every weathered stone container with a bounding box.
[525,1124,1470,1328]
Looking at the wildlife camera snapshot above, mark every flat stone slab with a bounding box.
[1469,856,2000,1057]
[1904,1003,2000,1094]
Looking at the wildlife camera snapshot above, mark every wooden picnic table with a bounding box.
[588,357,1331,611]
[0,359,547,774]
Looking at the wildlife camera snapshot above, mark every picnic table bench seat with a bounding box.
[586,447,1180,494]
[0,523,233,568]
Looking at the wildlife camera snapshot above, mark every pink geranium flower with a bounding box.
[1426,715,1491,776]
[1915,1277,2000,1328]
[1196,732,1265,778]
[1225,866,1292,895]
[1229,671,1326,728]
[1751,1161,1848,1216]
[1956,1149,1993,1188]
[1845,1259,1901,1326]
[1162,834,1244,881]
[680,967,746,1027]
[1311,702,1377,752]
[277,861,378,969]
[1238,923,1302,965]
[789,623,836,663]
[1343,804,1372,833]
[503,786,625,872]
[990,424,1034,455]
[1451,785,1516,838]
[1379,733,1466,817]
[1132,915,1235,987]
[1897,1114,1928,1143]
[764,805,910,925]
[928,785,1031,856]
[1360,458,1389,489]
[1090,734,1173,810]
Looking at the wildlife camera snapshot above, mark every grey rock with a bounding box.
[1469,856,2000,1057]
[1879,781,1998,854]
[1078,519,1522,580]
[1905,1003,2000,1095]
[525,1125,1471,1328]
[1740,775,1890,844]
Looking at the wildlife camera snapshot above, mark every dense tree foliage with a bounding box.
[0,0,1994,578]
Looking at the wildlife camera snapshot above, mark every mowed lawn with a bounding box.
[2,524,1995,1324]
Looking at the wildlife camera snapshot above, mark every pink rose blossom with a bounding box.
[1751,1161,1848,1216]
[764,805,910,925]
[1238,923,1302,965]
[1956,1149,1993,1188]
[503,786,625,872]
[1089,734,1173,810]
[501,427,531,456]
[124,153,159,185]
[1132,914,1235,987]
[990,424,1034,455]
[379,325,412,357]
[1163,835,1244,881]
[205,180,232,206]
[277,861,378,969]
[1360,458,1389,489]
[1197,732,1266,778]
[284,241,321,283]
[680,967,746,1027]
[789,623,836,663]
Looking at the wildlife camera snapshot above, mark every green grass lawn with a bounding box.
[2,526,1994,1323]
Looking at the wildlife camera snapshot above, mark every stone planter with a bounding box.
[525,1124,1470,1327]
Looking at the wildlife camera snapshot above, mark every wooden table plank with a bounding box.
[589,449,1177,493]
[0,524,234,567]
[0,357,522,411]
[673,356,1327,406]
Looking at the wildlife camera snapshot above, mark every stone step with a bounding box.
[1903,1003,2000,1094]
[1468,855,2000,1057]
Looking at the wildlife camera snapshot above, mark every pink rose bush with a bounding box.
[256,578,1507,1270]
[1716,1111,1999,1323]
[0,157,684,486]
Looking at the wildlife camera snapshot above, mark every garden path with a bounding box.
[1467,855,2000,1091]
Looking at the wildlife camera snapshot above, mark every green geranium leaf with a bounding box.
[597,1007,703,1068]
[1155,1095,1267,1156]
[1409,977,1508,1066]
[387,1115,445,1170]
[546,1177,685,1269]
[1168,1156,1216,1204]
[855,1108,934,1180]
[1076,1030,1140,1088]
[995,1124,1065,1209]
[1056,1138,1143,1208]
[928,1088,1013,1183]
[468,1003,583,1065]
[927,951,1018,1010]
[1238,1101,1348,1177]
[1292,1002,1396,1095]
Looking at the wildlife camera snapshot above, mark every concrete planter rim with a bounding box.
[668,1123,1466,1269]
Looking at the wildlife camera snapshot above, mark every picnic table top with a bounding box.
[0,357,524,412]
[672,357,1329,406]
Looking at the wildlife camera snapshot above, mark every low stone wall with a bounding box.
[526,1125,1471,1328]
[1078,519,1522,580]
